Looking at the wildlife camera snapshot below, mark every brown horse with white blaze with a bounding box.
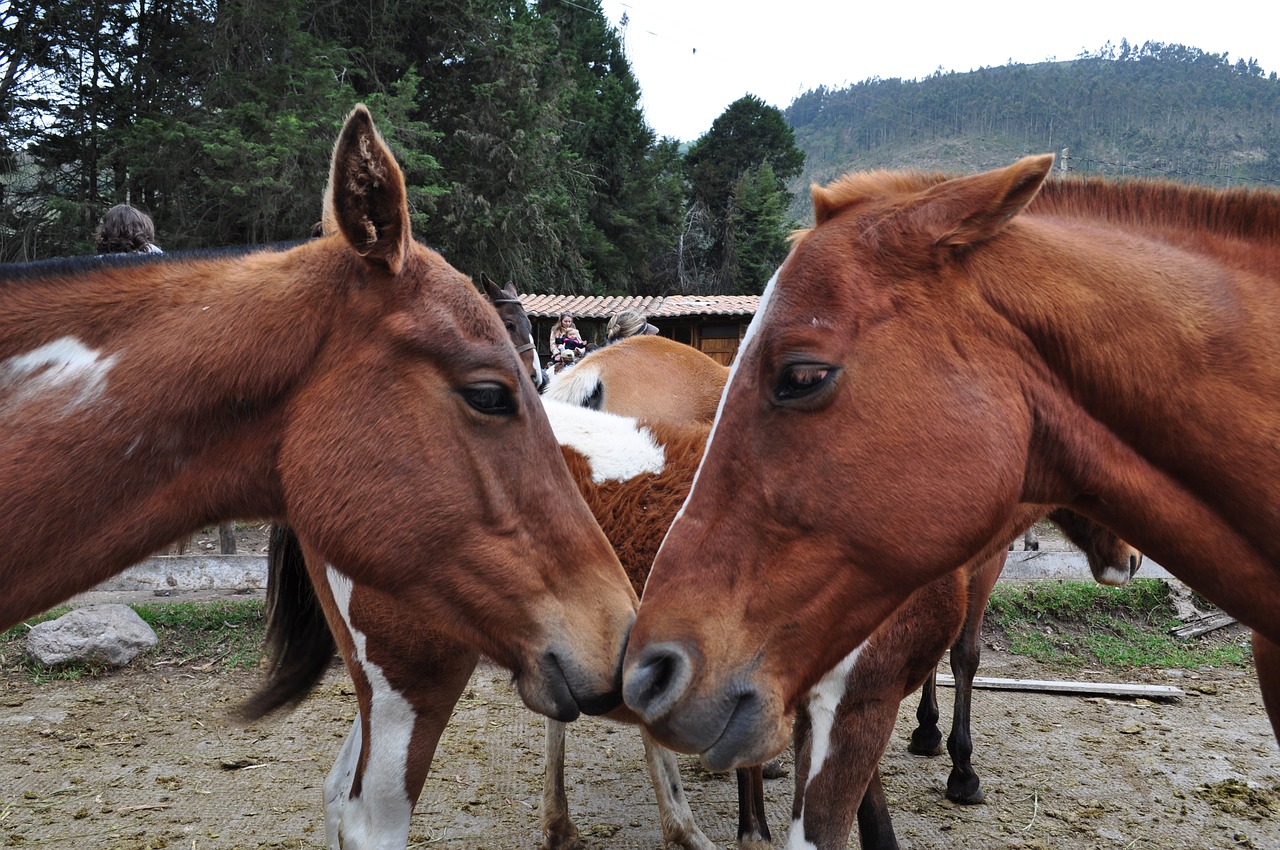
[623,155,1280,769]
[1,105,635,843]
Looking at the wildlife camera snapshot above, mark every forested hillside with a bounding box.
[785,41,1280,222]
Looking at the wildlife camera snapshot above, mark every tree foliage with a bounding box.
[0,0,686,294]
[680,95,804,293]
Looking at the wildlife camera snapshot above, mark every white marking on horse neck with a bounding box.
[542,397,665,483]
[788,641,866,850]
[0,336,118,415]
[325,565,417,849]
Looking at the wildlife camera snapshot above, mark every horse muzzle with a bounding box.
[622,640,789,771]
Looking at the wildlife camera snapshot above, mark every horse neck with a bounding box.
[0,249,339,619]
[971,208,1280,627]
[1030,179,1280,277]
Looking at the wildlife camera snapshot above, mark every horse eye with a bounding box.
[774,364,839,405]
[460,383,516,416]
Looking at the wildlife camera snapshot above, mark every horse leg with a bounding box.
[945,553,1005,805]
[790,695,900,849]
[540,719,580,850]
[735,765,771,850]
[906,670,943,755]
[854,768,899,850]
[1253,630,1280,746]
[314,566,480,850]
[639,729,718,850]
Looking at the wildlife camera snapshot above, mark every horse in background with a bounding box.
[479,272,545,390]
[546,334,728,423]
[623,155,1280,773]
[0,105,637,849]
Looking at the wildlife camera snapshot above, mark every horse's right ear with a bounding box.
[324,105,411,275]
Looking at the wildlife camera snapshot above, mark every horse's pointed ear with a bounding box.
[503,281,518,299]
[926,154,1055,248]
[324,105,411,275]
[480,272,505,302]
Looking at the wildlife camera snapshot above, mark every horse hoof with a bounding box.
[907,731,943,756]
[946,785,985,805]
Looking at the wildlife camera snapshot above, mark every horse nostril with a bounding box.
[624,642,694,722]
[1129,551,1142,577]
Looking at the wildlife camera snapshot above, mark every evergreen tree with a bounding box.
[728,162,790,294]
[537,0,681,294]
[682,95,804,293]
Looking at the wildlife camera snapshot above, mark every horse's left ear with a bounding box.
[502,280,518,299]
[480,272,505,302]
[924,154,1055,248]
[324,104,411,275]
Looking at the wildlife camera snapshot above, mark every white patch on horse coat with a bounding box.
[0,336,118,415]
[527,333,546,388]
[325,566,417,850]
[544,359,603,407]
[542,397,665,483]
[787,641,867,850]
[658,267,782,554]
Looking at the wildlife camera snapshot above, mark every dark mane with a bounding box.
[0,241,305,284]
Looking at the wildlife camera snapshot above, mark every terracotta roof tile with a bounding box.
[519,294,758,319]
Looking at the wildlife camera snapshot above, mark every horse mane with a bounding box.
[806,165,1280,243]
[0,242,306,285]
[1029,176,1280,241]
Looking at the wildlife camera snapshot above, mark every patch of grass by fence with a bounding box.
[986,579,1251,670]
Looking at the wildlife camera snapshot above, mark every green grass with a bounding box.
[0,581,1253,684]
[1,599,266,682]
[986,579,1251,670]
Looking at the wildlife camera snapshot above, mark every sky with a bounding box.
[596,0,1280,143]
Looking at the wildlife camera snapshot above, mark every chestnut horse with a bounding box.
[1,106,636,846]
[253,400,721,850]
[622,156,1280,773]
[551,332,1141,848]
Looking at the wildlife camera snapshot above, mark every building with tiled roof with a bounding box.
[520,293,760,365]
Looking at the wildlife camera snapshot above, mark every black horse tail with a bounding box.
[237,523,337,721]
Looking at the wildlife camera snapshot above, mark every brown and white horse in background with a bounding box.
[0,105,637,849]
[623,156,1280,775]
[547,334,728,423]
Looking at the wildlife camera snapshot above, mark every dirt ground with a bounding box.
[5,523,1278,849]
[1,623,1276,850]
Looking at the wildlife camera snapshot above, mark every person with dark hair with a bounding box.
[95,203,162,254]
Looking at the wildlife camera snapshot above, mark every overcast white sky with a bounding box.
[596,0,1280,142]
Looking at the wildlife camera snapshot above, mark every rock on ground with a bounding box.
[25,603,157,666]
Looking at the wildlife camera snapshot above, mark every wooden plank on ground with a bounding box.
[1170,611,1237,639]
[936,674,1184,702]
